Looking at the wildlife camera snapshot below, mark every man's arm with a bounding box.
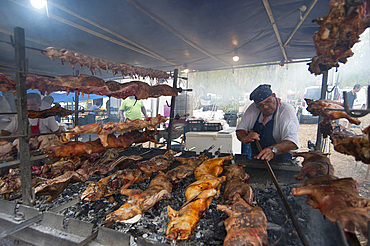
[119,110,125,122]
[141,106,147,118]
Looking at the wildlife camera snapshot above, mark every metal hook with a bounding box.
[166,100,171,107]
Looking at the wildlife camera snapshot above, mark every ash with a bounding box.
[28,173,341,246]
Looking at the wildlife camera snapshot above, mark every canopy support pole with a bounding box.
[315,71,328,150]
[14,27,33,206]
[167,69,178,150]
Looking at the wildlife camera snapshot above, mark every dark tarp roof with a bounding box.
[0,0,330,79]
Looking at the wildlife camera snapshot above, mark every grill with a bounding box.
[0,148,344,245]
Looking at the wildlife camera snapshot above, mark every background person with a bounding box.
[0,93,60,149]
[236,84,299,163]
[347,84,361,109]
[119,96,147,122]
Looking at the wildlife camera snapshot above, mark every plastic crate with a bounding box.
[204,122,222,131]
[185,119,204,132]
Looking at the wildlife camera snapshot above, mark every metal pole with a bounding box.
[166,69,178,150]
[74,70,79,141]
[14,27,33,206]
[254,140,310,246]
[315,71,328,150]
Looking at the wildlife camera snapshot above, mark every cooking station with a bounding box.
[0,148,343,246]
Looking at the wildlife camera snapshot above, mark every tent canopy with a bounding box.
[0,0,331,79]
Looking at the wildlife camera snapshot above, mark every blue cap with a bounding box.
[250,84,273,103]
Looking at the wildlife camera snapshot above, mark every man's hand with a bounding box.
[236,130,260,144]
[254,147,275,161]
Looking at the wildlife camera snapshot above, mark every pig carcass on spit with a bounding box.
[105,171,172,224]
[222,163,253,205]
[308,0,370,75]
[80,150,176,204]
[165,155,233,242]
[166,154,208,183]
[293,150,334,180]
[330,125,370,164]
[305,99,361,125]
[217,194,268,246]
[27,104,74,119]
[292,175,370,238]
[60,115,167,147]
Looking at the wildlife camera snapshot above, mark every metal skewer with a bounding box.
[254,139,310,246]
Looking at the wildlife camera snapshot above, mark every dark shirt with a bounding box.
[347,91,357,108]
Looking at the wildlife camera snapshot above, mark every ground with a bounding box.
[297,114,370,199]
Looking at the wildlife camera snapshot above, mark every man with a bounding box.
[236,84,299,163]
[1,93,60,138]
[347,84,361,108]
[119,96,147,122]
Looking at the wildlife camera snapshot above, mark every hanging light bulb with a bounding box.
[232,49,239,62]
[30,0,47,9]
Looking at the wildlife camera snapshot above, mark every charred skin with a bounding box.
[138,150,176,176]
[292,177,370,238]
[217,194,268,246]
[293,150,334,180]
[330,125,370,164]
[222,163,253,204]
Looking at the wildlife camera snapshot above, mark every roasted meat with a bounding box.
[48,130,158,158]
[330,125,370,164]
[308,0,370,75]
[0,73,177,100]
[217,194,268,246]
[222,163,253,205]
[105,172,172,224]
[305,99,361,125]
[35,152,141,202]
[293,150,334,180]
[292,175,370,238]
[81,169,149,205]
[166,156,232,242]
[41,47,170,79]
[27,104,74,119]
[166,154,208,183]
[138,150,176,176]
[61,115,167,147]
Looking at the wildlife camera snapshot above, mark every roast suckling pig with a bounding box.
[308,0,370,75]
[293,150,334,180]
[41,47,170,79]
[105,171,172,224]
[222,163,253,205]
[330,125,370,164]
[80,169,148,205]
[137,149,176,176]
[60,115,167,147]
[217,194,268,246]
[165,155,232,242]
[292,175,370,238]
[80,150,175,204]
[305,99,361,125]
[27,104,74,119]
[165,154,208,183]
[35,151,142,202]
[0,73,177,100]
[0,157,81,199]
[47,130,158,158]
